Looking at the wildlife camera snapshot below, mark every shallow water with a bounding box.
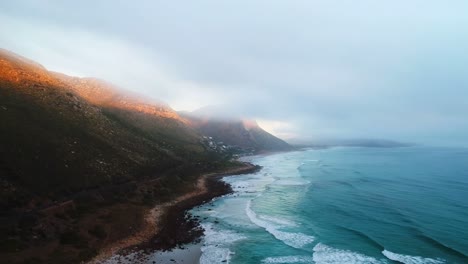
[191,147,468,264]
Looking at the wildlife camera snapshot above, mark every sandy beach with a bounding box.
[89,162,259,264]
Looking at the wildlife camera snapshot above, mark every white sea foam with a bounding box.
[202,223,246,245]
[246,200,315,249]
[199,223,246,264]
[200,245,232,264]
[230,180,251,190]
[262,255,314,263]
[225,173,276,195]
[313,243,384,264]
[382,250,445,264]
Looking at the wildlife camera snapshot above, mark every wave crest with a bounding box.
[245,200,315,249]
[313,243,383,264]
[262,255,314,263]
[382,250,445,264]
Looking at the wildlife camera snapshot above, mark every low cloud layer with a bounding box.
[1,1,468,146]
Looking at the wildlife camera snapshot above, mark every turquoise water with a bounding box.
[191,147,468,264]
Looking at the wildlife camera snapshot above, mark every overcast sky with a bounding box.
[1,1,468,146]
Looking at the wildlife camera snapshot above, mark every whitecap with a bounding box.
[202,222,246,245]
[262,255,314,263]
[199,223,246,264]
[313,243,384,264]
[246,200,315,249]
[382,250,445,264]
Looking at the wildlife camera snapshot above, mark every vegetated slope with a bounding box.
[0,49,250,263]
[182,111,292,153]
[0,48,208,206]
[0,49,286,263]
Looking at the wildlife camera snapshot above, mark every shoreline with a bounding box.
[90,162,261,263]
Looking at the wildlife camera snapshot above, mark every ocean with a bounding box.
[191,147,468,264]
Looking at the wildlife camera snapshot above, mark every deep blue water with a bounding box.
[192,147,468,264]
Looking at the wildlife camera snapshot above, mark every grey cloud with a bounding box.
[1,0,468,146]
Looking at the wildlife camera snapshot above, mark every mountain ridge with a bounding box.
[0,48,201,194]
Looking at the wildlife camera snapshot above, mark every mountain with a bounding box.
[0,49,211,198]
[0,49,290,263]
[0,49,237,263]
[181,109,292,154]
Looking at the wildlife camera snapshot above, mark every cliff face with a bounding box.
[183,112,292,153]
[0,49,205,200]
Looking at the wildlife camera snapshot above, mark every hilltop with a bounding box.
[182,109,292,155]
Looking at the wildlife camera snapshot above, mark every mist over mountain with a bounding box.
[0,48,289,198]
[2,1,468,146]
[182,107,292,154]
